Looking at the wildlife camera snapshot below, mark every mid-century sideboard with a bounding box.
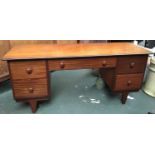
[3,43,151,113]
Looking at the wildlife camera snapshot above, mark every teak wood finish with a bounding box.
[3,43,150,60]
[3,43,151,113]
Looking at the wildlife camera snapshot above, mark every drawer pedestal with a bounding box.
[100,55,148,104]
[8,60,50,112]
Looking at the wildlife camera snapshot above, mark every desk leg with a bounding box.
[121,92,129,104]
[29,100,38,113]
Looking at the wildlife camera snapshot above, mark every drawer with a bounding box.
[12,78,49,99]
[9,60,47,80]
[116,55,148,74]
[114,73,144,91]
[48,57,117,70]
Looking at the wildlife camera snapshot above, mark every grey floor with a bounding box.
[0,69,155,114]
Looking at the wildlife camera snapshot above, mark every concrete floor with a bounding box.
[0,69,155,114]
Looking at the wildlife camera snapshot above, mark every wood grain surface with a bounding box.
[9,40,55,47]
[3,43,151,60]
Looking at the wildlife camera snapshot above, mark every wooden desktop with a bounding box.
[3,43,151,113]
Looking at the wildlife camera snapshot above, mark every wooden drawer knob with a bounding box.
[130,62,135,68]
[26,67,33,74]
[127,80,132,86]
[28,87,34,93]
[60,62,65,69]
[102,60,107,67]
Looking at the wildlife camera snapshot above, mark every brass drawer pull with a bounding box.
[28,87,34,93]
[127,80,132,86]
[102,60,107,67]
[60,62,65,69]
[130,62,135,68]
[26,67,33,74]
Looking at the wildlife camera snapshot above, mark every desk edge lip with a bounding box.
[2,53,151,61]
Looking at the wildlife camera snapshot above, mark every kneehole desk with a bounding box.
[3,43,151,113]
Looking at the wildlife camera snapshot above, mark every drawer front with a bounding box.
[12,78,49,99]
[116,55,148,74]
[114,74,144,91]
[48,57,117,71]
[9,60,47,80]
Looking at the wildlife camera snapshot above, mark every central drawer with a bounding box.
[48,57,117,71]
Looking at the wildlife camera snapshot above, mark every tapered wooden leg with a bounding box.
[29,100,38,113]
[121,92,129,104]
